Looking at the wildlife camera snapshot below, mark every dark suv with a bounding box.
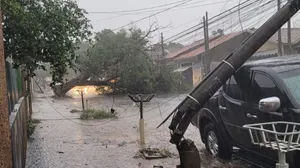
[192,55,300,168]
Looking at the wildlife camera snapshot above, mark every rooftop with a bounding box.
[174,32,245,61]
[166,31,249,61]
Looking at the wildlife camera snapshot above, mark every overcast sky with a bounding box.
[77,0,300,44]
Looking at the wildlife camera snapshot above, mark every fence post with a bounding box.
[21,70,28,116]
[27,77,33,118]
[0,9,13,168]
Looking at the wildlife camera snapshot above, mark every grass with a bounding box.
[27,119,41,138]
[70,109,82,113]
[80,109,117,120]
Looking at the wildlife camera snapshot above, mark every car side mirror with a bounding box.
[259,97,281,113]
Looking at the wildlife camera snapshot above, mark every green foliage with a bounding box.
[2,0,92,85]
[79,28,185,94]
[80,109,116,120]
[153,66,188,93]
[70,109,82,113]
[27,119,41,138]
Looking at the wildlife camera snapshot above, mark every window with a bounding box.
[224,76,244,101]
[279,68,300,107]
[249,73,279,103]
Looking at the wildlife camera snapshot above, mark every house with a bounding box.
[166,30,253,86]
[166,28,300,87]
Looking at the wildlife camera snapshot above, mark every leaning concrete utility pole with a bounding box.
[158,1,300,167]
[205,12,210,73]
[202,15,209,77]
[0,9,13,168]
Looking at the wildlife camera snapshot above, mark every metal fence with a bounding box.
[5,61,23,115]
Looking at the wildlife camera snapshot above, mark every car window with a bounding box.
[224,76,244,101]
[249,73,279,103]
[279,68,300,108]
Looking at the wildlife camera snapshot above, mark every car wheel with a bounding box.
[203,123,232,160]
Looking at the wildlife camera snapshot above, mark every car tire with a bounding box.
[203,123,233,160]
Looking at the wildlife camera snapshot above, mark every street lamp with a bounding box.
[76,87,88,111]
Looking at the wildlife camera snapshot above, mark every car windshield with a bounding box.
[279,68,300,107]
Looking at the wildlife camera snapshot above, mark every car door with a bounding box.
[219,75,248,147]
[245,71,286,161]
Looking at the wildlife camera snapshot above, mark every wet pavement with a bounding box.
[26,90,248,168]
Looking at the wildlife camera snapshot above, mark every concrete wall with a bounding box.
[257,41,277,52]
[9,97,28,168]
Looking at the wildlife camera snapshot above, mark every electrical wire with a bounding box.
[33,78,132,127]
[95,0,233,23]
[170,0,277,44]
[88,0,190,14]
[164,0,265,43]
[109,0,194,32]
[91,0,228,15]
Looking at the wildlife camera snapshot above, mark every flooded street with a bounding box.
[26,90,248,168]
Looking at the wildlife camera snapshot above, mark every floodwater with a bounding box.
[26,90,249,168]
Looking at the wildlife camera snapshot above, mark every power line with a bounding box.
[164,0,265,43]
[88,0,189,14]
[109,0,194,32]
[90,0,226,15]
[33,78,132,127]
[179,0,275,43]
[94,0,234,22]
[152,0,235,36]
[165,0,276,43]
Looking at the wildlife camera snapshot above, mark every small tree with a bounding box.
[2,0,92,85]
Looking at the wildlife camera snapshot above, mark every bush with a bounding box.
[27,119,41,138]
[80,109,117,120]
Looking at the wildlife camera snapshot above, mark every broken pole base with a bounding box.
[176,139,201,168]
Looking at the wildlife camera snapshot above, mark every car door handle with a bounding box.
[247,113,257,119]
[219,106,227,110]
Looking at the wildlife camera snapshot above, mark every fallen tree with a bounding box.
[52,72,117,96]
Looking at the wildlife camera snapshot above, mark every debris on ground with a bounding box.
[27,119,41,139]
[134,148,174,159]
[118,141,126,147]
[80,108,117,120]
[70,109,82,113]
